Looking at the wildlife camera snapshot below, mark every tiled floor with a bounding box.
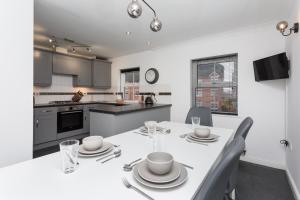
[237,161,295,200]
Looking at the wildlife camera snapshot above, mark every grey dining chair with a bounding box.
[193,136,245,200]
[226,117,253,199]
[185,106,213,127]
[234,117,253,139]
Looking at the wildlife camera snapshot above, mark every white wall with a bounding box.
[111,23,287,169]
[0,1,33,167]
[286,0,300,198]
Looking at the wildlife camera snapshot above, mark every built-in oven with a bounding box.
[57,106,83,133]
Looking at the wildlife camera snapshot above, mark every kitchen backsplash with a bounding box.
[34,75,171,104]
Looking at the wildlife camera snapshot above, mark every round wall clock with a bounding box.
[145,68,159,84]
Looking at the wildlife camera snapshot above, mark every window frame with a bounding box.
[191,54,238,116]
[120,67,140,102]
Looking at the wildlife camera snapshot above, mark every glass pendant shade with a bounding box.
[127,0,142,18]
[150,17,162,32]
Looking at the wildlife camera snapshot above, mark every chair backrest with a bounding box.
[185,106,213,127]
[193,136,245,200]
[234,117,253,139]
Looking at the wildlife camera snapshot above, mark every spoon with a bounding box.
[101,151,122,163]
[179,133,188,138]
[96,149,121,162]
[164,129,171,134]
[123,162,140,172]
[123,158,142,171]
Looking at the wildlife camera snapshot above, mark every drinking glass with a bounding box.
[191,116,201,130]
[152,131,166,152]
[145,121,157,138]
[59,140,79,174]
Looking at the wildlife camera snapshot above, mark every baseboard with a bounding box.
[240,155,286,170]
[286,168,300,200]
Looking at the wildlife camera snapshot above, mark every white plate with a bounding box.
[137,161,181,183]
[78,146,113,157]
[133,164,188,189]
[189,133,219,141]
[187,135,218,143]
[79,142,113,155]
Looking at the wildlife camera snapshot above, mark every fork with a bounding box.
[186,138,208,146]
[122,178,154,200]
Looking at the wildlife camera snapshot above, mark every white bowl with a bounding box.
[82,136,103,151]
[194,128,211,138]
[146,152,174,175]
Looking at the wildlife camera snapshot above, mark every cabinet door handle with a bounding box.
[36,120,39,128]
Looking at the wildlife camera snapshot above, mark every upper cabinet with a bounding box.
[53,53,92,87]
[92,60,111,89]
[34,49,53,87]
[34,49,111,88]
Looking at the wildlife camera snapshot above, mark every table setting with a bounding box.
[134,121,171,137]
[0,121,233,200]
[178,116,220,146]
[58,118,223,199]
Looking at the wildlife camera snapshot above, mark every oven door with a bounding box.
[57,110,83,133]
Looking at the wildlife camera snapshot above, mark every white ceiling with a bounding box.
[34,0,295,58]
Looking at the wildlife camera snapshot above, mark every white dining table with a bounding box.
[0,121,234,200]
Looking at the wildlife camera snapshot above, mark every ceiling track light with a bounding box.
[127,0,162,32]
[276,21,299,36]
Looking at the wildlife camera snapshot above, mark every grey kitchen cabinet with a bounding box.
[90,106,171,137]
[34,107,57,145]
[92,60,111,89]
[34,49,53,87]
[83,104,98,133]
[53,53,92,87]
[73,59,92,87]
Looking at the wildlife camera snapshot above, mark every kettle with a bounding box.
[145,93,156,104]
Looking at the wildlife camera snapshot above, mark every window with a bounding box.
[120,68,140,101]
[191,54,238,115]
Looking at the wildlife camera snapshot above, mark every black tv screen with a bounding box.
[253,53,289,81]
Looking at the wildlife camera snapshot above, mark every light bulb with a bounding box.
[276,21,288,33]
[127,0,142,18]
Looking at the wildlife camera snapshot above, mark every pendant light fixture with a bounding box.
[127,0,142,18]
[127,0,162,32]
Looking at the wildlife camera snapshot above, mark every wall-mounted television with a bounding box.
[253,53,289,81]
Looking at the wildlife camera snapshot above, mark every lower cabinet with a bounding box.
[34,107,57,145]
[90,107,171,138]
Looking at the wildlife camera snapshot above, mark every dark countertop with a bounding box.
[34,101,120,108]
[33,101,102,108]
[89,103,172,115]
[34,101,171,115]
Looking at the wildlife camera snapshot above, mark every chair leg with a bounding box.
[226,189,236,200]
[234,189,239,200]
[224,193,233,200]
